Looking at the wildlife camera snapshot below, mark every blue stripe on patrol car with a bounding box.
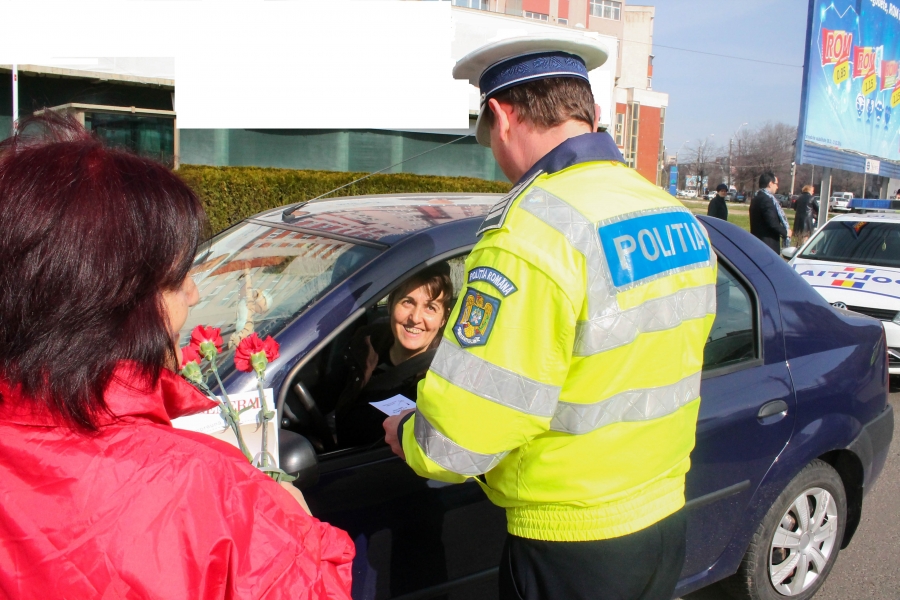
[599,211,710,288]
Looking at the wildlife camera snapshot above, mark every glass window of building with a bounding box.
[524,11,549,20]
[84,113,175,164]
[626,102,640,169]
[590,0,621,20]
[452,0,488,8]
[615,113,625,147]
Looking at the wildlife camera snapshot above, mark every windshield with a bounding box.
[180,222,381,375]
[799,220,900,268]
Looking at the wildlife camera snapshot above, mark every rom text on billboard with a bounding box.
[801,0,900,163]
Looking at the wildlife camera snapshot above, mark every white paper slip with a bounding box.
[369,395,416,416]
[172,388,279,467]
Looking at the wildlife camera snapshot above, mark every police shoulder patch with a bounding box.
[453,289,501,347]
[467,267,517,296]
[477,170,543,236]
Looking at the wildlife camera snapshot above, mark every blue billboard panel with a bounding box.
[798,0,900,174]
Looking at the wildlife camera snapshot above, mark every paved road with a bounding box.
[681,391,899,600]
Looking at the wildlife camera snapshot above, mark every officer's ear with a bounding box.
[488,98,513,143]
[593,104,601,132]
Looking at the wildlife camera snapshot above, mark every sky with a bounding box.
[647,0,811,158]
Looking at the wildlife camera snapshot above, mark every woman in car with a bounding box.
[334,263,453,447]
[0,117,353,599]
[792,184,819,247]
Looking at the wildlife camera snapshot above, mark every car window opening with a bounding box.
[282,255,468,457]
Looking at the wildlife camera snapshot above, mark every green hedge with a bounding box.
[177,165,512,235]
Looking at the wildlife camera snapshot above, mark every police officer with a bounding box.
[383,34,717,600]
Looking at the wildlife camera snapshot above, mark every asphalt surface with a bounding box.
[681,391,900,600]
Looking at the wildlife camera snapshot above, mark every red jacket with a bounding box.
[0,365,354,599]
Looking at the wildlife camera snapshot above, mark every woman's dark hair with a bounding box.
[758,171,777,188]
[0,114,207,431]
[387,263,454,319]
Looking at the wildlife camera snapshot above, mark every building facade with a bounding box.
[3,2,668,185]
[1,63,175,165]
[613,5,668,185]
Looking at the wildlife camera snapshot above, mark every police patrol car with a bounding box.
[785,199,900,374]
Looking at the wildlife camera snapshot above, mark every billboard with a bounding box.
[797,0,900,177]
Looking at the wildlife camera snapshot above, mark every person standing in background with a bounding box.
[707,183,728,220]
[791,185,818,247]
[750,171,790,253]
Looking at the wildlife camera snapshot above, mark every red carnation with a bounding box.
[180,344,202,369]
[234,333,280,374]
[190,325,223,361]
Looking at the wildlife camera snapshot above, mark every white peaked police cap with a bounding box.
[453,35,609,147]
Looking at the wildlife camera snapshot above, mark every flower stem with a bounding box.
[210,355,253,462]
[257,377,270,469]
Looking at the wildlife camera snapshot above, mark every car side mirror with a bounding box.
[278,429,320,490]
[781,247,798,259]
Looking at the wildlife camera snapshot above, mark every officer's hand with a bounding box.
[384,408,415,460]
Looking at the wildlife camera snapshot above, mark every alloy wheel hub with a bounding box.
[768,487,839,596]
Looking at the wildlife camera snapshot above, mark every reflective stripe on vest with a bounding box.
[430,337,701,434]
[519,186,716,357]
[414,409,507,476]
[574,284,716,355]
[550,372,701,434]
[430,340,560,417]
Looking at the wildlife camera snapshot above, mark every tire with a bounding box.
[721,459,847,600]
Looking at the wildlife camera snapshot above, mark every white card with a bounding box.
[369,394,416,416]
[172,389,279,467]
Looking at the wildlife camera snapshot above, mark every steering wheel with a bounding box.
[291,382,337,452]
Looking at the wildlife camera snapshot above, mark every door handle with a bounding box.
[758,400,789,419]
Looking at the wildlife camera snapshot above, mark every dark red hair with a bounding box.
[0,115,206,431]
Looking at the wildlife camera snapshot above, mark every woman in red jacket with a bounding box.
[0,117,354,599]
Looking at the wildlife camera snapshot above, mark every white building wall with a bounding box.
[618,5,653,90]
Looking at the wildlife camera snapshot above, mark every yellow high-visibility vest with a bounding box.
[401,156,717,542]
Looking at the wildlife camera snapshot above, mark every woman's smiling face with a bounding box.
[390,283,447,361]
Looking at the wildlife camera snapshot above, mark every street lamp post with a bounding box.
[697,134,714,196]
[728,122,747,191]
[11,65,18,136]
[674,140,689,192]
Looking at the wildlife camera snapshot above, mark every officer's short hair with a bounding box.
[482,77,595,132]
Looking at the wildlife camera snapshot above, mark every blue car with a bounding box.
[181,193,893,600]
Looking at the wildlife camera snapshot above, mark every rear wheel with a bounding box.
[722,459,846,600]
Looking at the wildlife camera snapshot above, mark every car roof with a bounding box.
[251,192,504,245]
[827,211,900,224]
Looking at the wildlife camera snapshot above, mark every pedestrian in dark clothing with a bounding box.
[749,171,790,253]
[707,183,729,220]
[792,185,818,247]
